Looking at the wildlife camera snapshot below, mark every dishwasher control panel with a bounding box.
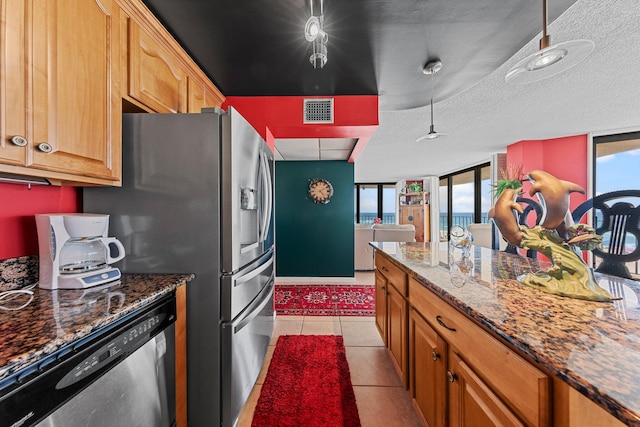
[57,313,166,389]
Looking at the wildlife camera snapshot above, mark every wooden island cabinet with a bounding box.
[409,306,447,427]
[376,253,409,387]
[409,275,550,427]
[374,248,626,427]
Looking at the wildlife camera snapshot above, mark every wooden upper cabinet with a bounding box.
[0,0,29,166]
[128,20,187,113]
[188,76,225,113]
[187,78,206,113]
[32,0,121,182]
[1,0,122,184]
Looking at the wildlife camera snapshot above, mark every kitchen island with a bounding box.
[372,241,640,426]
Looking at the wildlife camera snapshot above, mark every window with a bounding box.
[440,163,491,240]
[355,183,397,224]
[593,132,640,274]
[357,184,378,224]
[452,170,474,228]
[439,178,448,241]
[594,132,640,196]
[382,185,396,224]
[480,165,492,223]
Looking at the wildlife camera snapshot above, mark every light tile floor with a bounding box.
[236,272,424,427]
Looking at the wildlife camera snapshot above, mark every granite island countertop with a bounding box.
[372,241,640,426]
[0,261,192,383]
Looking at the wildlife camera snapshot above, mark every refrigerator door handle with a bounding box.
[232,254,274,288]
[259,151,272,243]
[233,279,274,333]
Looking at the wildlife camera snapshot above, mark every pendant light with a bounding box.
[416,60,447,142]
[505,0,594,84]
[305,0,328,68]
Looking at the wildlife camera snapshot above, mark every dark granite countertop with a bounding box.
[0,256,192,383]
[372,241,640,426]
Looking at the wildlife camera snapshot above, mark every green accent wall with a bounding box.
[275,161,354,277]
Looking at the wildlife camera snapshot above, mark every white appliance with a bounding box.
[35,213,125,290]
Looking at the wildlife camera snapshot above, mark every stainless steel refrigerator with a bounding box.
[83,107,275,427]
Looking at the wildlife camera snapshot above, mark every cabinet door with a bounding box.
[387,283,408,387]
[448,352,524,427]
[187,77,224,112]
[400,206,424,241]
[128,20,187,113]
[204,84,224,109]
[29,0,121,182]
[409,308,447,427]
[374,270,388,345]
[187,77,206,113]
[0,0,29,166]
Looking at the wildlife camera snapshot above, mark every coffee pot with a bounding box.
[36,214,126,290]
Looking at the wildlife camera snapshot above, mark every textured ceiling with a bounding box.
[141,0,639,183]
[355,0,640,182]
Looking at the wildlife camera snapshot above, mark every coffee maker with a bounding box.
[35,214,126,290]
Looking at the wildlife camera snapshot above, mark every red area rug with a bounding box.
[274,284,374,316]
[252,335,361,427]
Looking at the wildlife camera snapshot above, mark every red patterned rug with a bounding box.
[252,335,361,427]
[274,284,374,316]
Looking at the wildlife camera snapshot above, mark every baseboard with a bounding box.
[275,276,357,284]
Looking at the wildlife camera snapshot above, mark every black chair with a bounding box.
[494,197,543,259]
[571,190,640,279]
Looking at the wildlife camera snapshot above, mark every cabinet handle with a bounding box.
[381,266,389,272]
[432,351,440,361]
[37,143,53,153]
[447,371,456,382]
[10,136,28,147]
[436,315,456,332]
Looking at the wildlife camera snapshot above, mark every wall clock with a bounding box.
[309,178,334,204]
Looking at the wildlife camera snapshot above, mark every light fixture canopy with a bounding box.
[416,60,447,142]
[505,0,594,84]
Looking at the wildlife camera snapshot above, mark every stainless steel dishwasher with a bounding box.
[0,295,176,427]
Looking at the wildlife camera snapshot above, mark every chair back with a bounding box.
[571,190,640,279]
[500,197,543,258]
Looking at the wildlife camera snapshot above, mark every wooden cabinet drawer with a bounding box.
[409,277,550,427]
[375,254,407,296]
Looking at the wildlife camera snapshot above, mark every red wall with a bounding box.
[0,184,80,259]
[223,95,379,162]
[506,134,589,211]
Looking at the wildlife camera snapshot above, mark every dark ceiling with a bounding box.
[142,0,578,111]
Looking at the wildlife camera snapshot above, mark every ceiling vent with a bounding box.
[303,98,334,124]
